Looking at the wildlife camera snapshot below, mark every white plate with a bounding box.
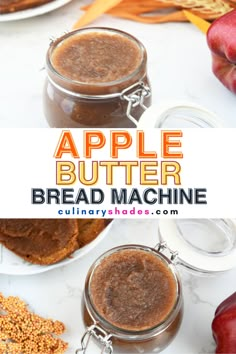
[0,221,113,275]
[0,0,72,22]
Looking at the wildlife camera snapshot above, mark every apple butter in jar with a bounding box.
[79,245,183,353]
[44,28,151,128]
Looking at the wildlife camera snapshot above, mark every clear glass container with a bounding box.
[158,219,236,274]
[43,28,151,128]
[77,219,236,354]
[138,101,223,128]
[79,245,183,354]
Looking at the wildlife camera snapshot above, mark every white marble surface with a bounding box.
[1,219,236,354]
[1,3,236,354]
[0,0,236,127]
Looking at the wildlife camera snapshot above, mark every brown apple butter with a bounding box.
[51,32,142,85]
[44,28,151,128]
[81,245,183,353]
[89,249,177,331]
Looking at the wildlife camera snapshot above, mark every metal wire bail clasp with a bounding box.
[121,81,151,126]
[155,241,178,262]
[49,30,69,45]
[76,324,113,354]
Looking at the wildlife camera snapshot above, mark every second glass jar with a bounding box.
[79,245,183,354]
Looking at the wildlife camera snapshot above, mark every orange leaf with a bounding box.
[183,10,211,33]
[73,0,123,29]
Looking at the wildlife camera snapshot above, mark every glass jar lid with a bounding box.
[158,219,236,273]
[138,101,224,128]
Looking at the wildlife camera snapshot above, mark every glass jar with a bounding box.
[158,219,236,274]
[79,245,183,354]
[138,101,224,128]
[43,28,151,128]
[77,219,236,354]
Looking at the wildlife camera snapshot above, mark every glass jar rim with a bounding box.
[84,244,182,340]
[46,27,147,91]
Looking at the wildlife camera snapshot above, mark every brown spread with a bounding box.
[89,249,177,331]
[51,32,142,84]
[44,28,151,128]
[0,0,54,14]
[0,219,111,265]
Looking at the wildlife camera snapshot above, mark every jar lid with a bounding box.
[138,101,224,128]
[158,219,236,273]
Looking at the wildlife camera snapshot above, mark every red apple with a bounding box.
[212,292,236,353]
[207,10,236,94]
